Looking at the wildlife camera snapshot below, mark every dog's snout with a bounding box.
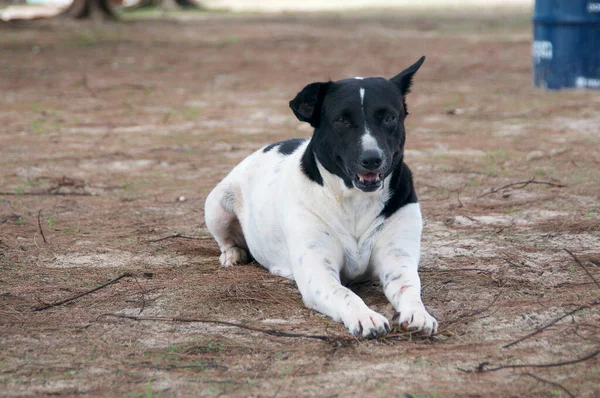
[359,150,383,170]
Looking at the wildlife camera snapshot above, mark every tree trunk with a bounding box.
[61,0,118,20]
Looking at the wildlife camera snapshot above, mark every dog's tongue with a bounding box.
[359,173,379,182]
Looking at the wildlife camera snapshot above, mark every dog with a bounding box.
[205,56,437,338]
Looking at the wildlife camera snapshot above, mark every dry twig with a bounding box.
[503,300,600,349]
[564,248,600,291]
[420,268,493,275]
[130,275,147,315]
[0,191,92,196]
[459,348,600,373]
[37,210,47,244]
[479,177,565,197]
[504,249,600,348]
[97,314,331,341]
[148,233,209,243]
[32,272,133,311]
[95,83,153,92]
[521,372,575,398]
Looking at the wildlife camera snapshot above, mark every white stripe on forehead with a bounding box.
[358,87,383,154]
[354,76,364,80]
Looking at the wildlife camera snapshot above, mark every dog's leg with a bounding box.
[289,225,390,339]
[372,203,438,336]
[204,182,249,267]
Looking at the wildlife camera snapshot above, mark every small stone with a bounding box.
[443,217,455,226]
[526,150,545,161]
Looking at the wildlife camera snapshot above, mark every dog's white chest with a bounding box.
[325,191,385,280]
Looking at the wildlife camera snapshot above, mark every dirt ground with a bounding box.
[1,8,600,397]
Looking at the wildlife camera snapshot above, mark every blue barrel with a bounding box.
[533,0,600,89]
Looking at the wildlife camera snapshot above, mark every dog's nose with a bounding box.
[359,151,383,170]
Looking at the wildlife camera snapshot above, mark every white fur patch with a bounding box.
[361,131,380,152]
[359,87,382,154]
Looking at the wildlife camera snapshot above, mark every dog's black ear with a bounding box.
[289,82,331,127]
[390,56,425,96]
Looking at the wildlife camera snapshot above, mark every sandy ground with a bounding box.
[201,0,534,12]
[1,8,599,398]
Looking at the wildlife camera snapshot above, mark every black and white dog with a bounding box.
[205,56,437,338]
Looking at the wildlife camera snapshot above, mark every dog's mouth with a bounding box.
[353,172,383,192]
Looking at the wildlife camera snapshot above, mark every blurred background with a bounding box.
[1,1,599,397]
[1,0,534,20]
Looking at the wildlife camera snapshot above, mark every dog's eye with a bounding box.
[383,115,397,124]
[334,117,350,126]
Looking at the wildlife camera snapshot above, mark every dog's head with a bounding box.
[290,56,425,193]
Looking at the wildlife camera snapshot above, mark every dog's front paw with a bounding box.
[344,309,391,339]
[219,247,249,267]
[394,301,438,336]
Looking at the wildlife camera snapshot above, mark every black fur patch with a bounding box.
[300,140,324,185]
[263,138,306,155]
[263,142,279,153]
[288,58,426,210]
[380,161,418,218]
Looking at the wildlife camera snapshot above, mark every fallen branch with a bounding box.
[0,192,92,196]
[459,348,600,373]
[148,363,228,371]
[455,189,464,208]
[37,210,47,244]
[130,275,146,315]
[564,248,600,291]
[521,372,575,398]
[502,257,529,269]
[503,300,600,349]
[95,83,154,92]
[462,215,480,223]
[420,268,493,275]
[32,272,133,311]
[479,177,565,197]
[148,233,210,243]
[97,314,331,341]
[47,176,86,192]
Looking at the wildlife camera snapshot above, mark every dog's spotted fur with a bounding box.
[205,57,437,338]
